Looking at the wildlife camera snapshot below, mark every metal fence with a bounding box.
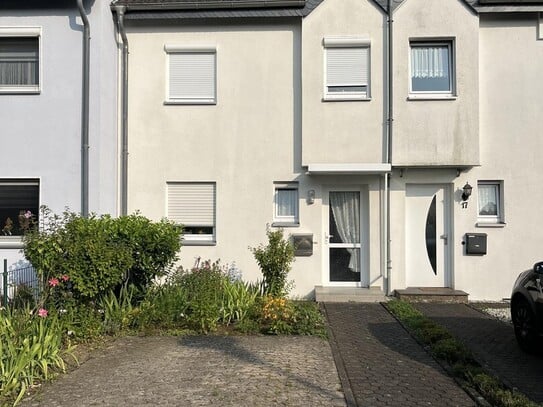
[1,259,41,307]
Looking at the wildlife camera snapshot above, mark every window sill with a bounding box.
[476,222,506,228]
[164,100,216,105]
[0,88,40,95]
[271,222,300,228]
[0,236,24,249]
[322,96,371,102]
[407,94,457,101]
[182,240,217,246]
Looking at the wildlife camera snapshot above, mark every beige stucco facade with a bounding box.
[123,0,543,301]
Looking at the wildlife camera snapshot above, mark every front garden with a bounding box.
[0,209,326,406]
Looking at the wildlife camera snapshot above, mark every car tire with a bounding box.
[512,299,538,353]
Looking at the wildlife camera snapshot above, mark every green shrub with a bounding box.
[24,209,133,302]
[110,214,181,291]
[135,283,190,330]
[221,279,260,326]
[24,208,182,303]
[250,229,295,297]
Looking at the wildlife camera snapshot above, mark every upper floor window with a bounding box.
[273,182,299,227]
[0,28,41,94]
[477,181,504,224]
[324,37,370,101]
[410,40,454,97]
[0,179,39,237]
[167,182,216,245]
[165,45,216,105]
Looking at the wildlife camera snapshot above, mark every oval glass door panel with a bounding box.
[425,195,437,275]
[329,191,361,282]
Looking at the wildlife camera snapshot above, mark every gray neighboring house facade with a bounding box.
[0,0,119,270]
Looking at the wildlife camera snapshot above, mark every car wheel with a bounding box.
[512,299,537,353]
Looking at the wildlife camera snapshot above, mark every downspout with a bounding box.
[113,5,129,216]
[384,0,394,296]
[77,0,90,217]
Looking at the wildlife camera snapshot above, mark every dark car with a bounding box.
[511,261,543,352]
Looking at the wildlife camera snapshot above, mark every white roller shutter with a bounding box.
[167,183,215,227]
[168,51,216,102]
[326,47,368,88]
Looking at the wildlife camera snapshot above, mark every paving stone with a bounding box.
[21,336,346,407]
[414,303,543,404]
[324,303,476,407]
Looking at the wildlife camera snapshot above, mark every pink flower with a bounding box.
[24,211,32,219]
[48,277,59,287]
[61,275,69,282]
[38,308,48,318]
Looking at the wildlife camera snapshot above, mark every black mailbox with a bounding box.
[465,233,487,255]
[292,234,313,256]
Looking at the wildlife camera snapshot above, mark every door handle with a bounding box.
[440,234,448,245]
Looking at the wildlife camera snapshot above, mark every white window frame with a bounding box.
[477,181,504,226]
[167,182,216,245]
[409,39,455,99]
[272,183,299,227]
[0,27,42,94]
[0,179,40,248]
[323,37,371,101]
[164,45,217,105]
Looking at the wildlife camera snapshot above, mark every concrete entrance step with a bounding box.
[394,287,469,303]
[315,286,388,303]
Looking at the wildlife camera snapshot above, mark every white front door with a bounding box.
[324,189,365,286]
[405,184,451,287]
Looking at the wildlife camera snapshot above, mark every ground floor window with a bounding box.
[167,182,216,245]
[477,181,503,224]
[0,179,39,236]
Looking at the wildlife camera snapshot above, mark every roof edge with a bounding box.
[110,0,305,11]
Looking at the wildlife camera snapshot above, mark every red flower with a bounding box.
[61,275,69,282]
[48,277,59,287]
[38,308,48,318]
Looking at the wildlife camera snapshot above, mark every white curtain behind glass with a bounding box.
[277,189,296,217]
[411,46,449,79]
[0,39,38,86]
[330,192,360,272]
[478,184,498,216]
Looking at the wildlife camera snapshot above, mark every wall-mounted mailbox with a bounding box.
[465,233,487,255]
[292,234,313,256]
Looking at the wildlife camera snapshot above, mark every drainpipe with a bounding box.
[383,0,394,296]
[77,0,90,217]
[113,5,129,216]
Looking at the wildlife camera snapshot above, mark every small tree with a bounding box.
[250,229,295,298]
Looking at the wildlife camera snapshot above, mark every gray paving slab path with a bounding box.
[415,303,543,404]
[21,336,346,407]
[324,303,476,407]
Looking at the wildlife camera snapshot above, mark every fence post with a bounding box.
[3,259,7,307]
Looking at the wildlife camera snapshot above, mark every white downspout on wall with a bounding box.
[113,5,129,216]
[76,0,90,217]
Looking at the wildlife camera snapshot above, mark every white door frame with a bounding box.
[405,183,453,288]
[322,186,368,287]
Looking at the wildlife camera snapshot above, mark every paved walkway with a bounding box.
[415,303,543,404]
[324,303,476,407]
[21,336,346,407]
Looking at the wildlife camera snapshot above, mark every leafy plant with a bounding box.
[250,229,295,298]
[100,284,138,335]
[0,306,73,405]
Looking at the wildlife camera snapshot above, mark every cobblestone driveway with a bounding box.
[21,336,346,407]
